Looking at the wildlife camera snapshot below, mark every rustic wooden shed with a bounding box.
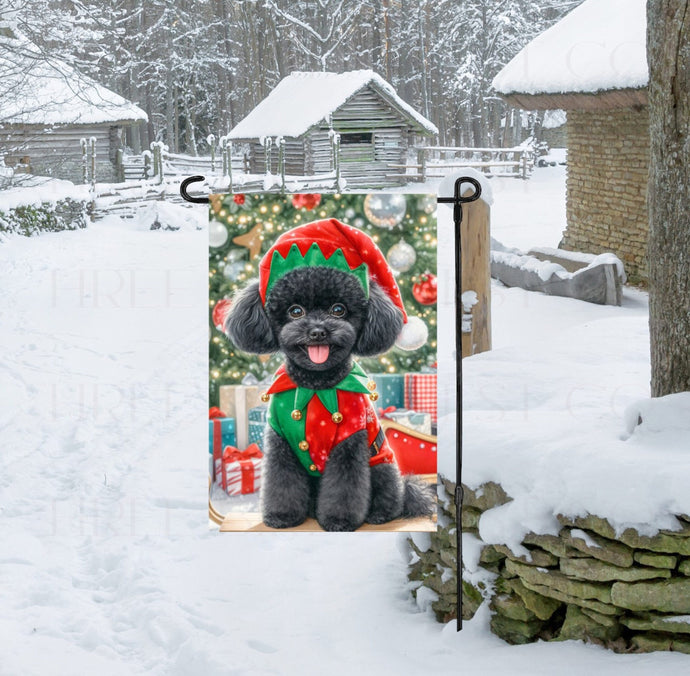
[492,0,650,282]
[228,70,438,189]
[0,27,147,183]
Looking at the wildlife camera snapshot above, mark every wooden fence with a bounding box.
[112,141,533,191]
[392,146,534,181]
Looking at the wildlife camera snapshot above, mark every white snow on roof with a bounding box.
[492,0,647,96]
[0,33,147,126]
[229,70,438,139]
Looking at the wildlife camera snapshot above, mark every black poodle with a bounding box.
[225,224,435,532]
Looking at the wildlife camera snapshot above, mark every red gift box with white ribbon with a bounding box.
[216,444,263,496]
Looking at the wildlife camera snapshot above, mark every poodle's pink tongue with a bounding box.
[307,345,330,364]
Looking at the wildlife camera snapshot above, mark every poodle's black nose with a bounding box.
[309,327,328,341]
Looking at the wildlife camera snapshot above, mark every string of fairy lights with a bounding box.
[208,193,438,405]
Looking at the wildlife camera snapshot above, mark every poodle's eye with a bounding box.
[329,303,346,318]
[288,305,305,320]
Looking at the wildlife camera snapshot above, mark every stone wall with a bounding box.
[407,478,690,654]
[561,108,649,284]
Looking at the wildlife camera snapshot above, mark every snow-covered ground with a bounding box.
[2,168,689,674]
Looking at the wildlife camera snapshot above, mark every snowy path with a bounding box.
[1,178,689,674]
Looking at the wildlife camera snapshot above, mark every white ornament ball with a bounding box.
[395,316,428,351]
[387,239,416,273]
[363,194,407,228]
[417,194,436,215]
[209,221,229,248]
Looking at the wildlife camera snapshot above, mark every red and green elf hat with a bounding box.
[258,218,408,326]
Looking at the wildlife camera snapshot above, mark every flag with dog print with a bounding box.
[209,193,437,532]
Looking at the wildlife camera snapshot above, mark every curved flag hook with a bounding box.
[180,175,210,204]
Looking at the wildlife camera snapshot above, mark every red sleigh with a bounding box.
[380,419,437,476]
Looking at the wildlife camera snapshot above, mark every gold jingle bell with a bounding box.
[331,411,343,424]
[298,440,309,451]
[291,409,302,421]
[309,463,317,472]
[367,380,377,391]
[369,391,379,402]
[261,392,270,402]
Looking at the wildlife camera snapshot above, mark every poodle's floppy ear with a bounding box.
[354,281,404,356]
[224,280,278,354]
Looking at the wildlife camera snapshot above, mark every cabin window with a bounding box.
[340,132,373,145]
[339,132,374,162]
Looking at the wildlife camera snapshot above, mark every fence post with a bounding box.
[278,137,286,193]
[226,139,233,193]
[417,147,427,182]
[521,152,528,180]
[89,137,96,190]
[264,137,273,177]
[460,188,491,358]
[208,134,216,173]
[221,137,228,177]
[116,148,124,183]
[80,138,88,185]
[330,131,341,191]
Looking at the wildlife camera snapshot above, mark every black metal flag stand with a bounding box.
[184,175,481,632]
[438,176,482,631]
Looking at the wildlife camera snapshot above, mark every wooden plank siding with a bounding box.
[0,124,123,183]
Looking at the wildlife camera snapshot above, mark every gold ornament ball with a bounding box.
[331,412,343,424]
[369,392,379,402]
[261,393,270,402]
[291,409,302,421]
[299,440,309,451]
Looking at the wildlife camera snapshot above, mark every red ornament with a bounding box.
[412,273,437,305]
[212,298,232,330]
[292,193,321,210]
[233,194,245,205]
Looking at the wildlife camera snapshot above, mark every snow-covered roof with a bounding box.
[492,0,647,97]
[229,70,438,139]
[0,33,147,126]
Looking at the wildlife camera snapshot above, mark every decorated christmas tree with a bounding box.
[209,193,437,406]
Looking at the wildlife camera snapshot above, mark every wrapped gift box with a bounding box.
[368,373,405,409]
[217,445,263,496]
[382,408,432,435]
[404,373,437,423]
[248,405,268,450]
[209,410,236,480]
[219,384,265,448]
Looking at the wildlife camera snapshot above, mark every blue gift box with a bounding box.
[368,373,405,409]
[248,405,268,450]
[209,417,236,456]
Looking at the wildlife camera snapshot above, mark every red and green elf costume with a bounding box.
[257,218,411,477]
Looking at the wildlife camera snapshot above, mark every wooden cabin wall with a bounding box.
[248,138,306,175]
[0,124,123,183]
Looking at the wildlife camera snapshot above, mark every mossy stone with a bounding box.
[494,544,558,568]
[462,482,511,512]
[490,614,544,645]
[566,529,634,567]
[491,593,538,622]
[520,579,620,616]
[622,614,690,634]
[507,578,562,620]
[631,633,690,654]
[611,578,690,613]
[505,559,612,603]
[557,605,621,643]
[633,552,677,569]
[560,557,671,582]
